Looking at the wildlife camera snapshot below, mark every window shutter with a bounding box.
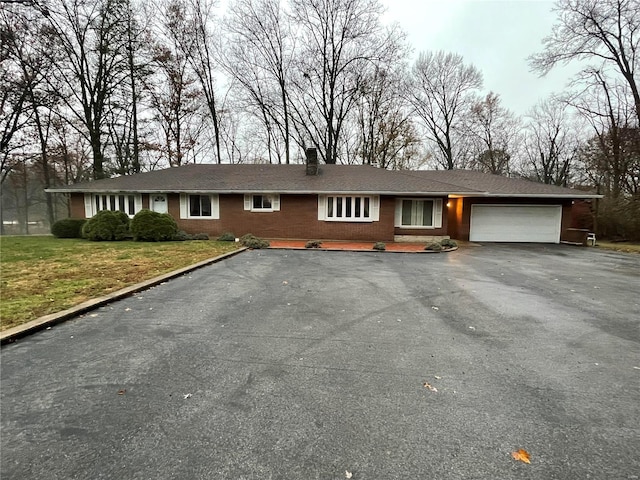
[434,199,443,228]
[211,194,220,219]
[244,194,252,211]
[272,194,280,211]
[317,195,326,220]
[180,194,188,219]
[134,194,142,214]
[394,199,402,227]
[84,194,93,218]
[372,196,380,221]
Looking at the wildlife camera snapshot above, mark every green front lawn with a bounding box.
[0,236,240,331]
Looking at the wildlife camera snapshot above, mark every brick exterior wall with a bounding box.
[170,193,397,241]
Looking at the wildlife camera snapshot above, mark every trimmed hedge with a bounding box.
[217,232,236,242]
[51,218,86,238]
[305,240,322,248]
[82,210,130,241]
[372,242,386,251]
[130,209,178,241]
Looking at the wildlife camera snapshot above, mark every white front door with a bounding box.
[151,194,168,214]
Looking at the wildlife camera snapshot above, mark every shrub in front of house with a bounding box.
[440,238,457,249]
[192,233,209,240]
[82,210,130,241]
[373,242,386,251]
[173,230,192,241]
[217,232,236,242]
[130,209,178,241]
[424,241,443,252]
[51,218,87,238]
[240,233,270,249]
[305,240,322,248]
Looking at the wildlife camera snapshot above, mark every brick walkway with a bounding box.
[268,239,433,253]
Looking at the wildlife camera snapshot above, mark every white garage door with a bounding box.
[470,205,562,243]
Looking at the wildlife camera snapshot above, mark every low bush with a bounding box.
[82,210,130,241]
[305,240,322,248]
[440,238,457,248]
[130,209,178,242]
[51,218,86,238]
[173,230,192,241]
[240,233,270,249]
[192,233,209,241]
[217,232,236,242]
[373,242,386,251]
[424,241,443,252]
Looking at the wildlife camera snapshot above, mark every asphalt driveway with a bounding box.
[1,245,639,479]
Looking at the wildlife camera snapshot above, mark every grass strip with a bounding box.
[0,236,239,331]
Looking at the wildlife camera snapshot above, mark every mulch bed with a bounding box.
[268,239,435,253]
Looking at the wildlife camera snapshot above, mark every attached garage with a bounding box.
[470,204,562,243]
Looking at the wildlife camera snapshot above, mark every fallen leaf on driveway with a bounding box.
[511,449,531,464]
[423,382,438,392]
[183,393,192,399]
[431,306,439,310]
[345,471,352,479]
[282,280,288,285]
[434,375,442,380]
[125,308,131,312]
[117,389,126,395]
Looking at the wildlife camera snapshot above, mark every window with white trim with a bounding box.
[179,194,220,219]
[85,193,141,218]
[395,198,442,228]
[243,194,280,212]
[190,195,212,217]
[318,195,379,222]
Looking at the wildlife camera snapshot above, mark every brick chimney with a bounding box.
[305,147,319,175]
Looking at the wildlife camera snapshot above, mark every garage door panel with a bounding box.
[470,205,561,243]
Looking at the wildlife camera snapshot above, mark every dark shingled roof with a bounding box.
[48,164,600,198]
[405,170,599,197]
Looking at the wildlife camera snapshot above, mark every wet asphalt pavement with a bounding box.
[1,244,639,479]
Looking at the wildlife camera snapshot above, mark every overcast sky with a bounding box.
[381,0,579,116]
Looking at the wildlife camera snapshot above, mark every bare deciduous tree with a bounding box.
[467,92,520,175]
[522,98,580,186]
[408,51,483,170]
[42,0,131,179]
[529,0,640,124]
[289,0,402,164]
[146,0,205,167]
[355,67,420,169]
[223,0,294,164]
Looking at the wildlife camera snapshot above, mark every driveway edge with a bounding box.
[1,247,247,346]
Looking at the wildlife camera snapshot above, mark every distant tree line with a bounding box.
[1,0,638,238]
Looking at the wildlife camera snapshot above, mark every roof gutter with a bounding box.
[46,188,472,196]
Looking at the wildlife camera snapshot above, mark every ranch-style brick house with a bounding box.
[49,152,600,244]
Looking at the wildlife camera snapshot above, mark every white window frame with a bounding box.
[318,195,380,222]
[243,194,280,212]
[394,198,443,229]
[84,193,142,218]
[179,193,220,219]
